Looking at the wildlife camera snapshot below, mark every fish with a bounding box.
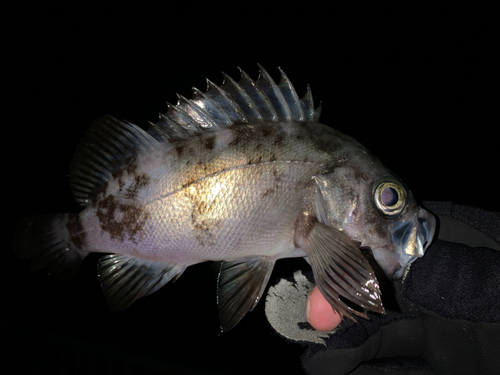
[13,65,436,332]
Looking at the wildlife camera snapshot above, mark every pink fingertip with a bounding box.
[306,286,343,331]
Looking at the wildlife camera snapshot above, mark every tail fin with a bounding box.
[13,213,87,280]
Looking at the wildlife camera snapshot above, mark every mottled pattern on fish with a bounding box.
[78,122,362,262]
[14,66,436,332]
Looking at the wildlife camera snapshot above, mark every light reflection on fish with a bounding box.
[13,65,435,331]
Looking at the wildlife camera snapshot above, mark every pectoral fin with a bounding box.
[295,216,384,321]
[217,256,275,332]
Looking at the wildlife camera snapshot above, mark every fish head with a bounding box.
[366,178,436,280]
[314,157,436,280]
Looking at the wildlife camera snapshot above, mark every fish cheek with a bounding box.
[355,208,401,275]
[341,209,398,277]
[359,208,394,249]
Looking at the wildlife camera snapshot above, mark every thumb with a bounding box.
[307,286,343,331]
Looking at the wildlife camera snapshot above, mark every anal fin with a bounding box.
[217,256,275,332]
[295,216,384,321]
[97,254,186,311]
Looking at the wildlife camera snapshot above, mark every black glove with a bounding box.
[265,202,500,375]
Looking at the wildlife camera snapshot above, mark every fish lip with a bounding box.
[392,255,418,280]
[401,258,416,280]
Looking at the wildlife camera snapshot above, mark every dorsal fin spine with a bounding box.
[255,64,292,121]
[164,103,184,124]
[147,121,171,142]
[165,102,200,133]
[277,66,304,121]
[158,112,189,139]
[237,67,278,121]
[221,72,262,122]
[147,65,321,142]
[300,85,315,122]
[158,112,180,128]
[205,78,248,124]
[176,94,219,129]
[191,87,233,126]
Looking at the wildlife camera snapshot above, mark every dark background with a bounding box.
[3,1,500,374]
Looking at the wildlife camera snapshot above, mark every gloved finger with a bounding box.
[400,239,500,322]
[303,313,426,375]
[423,201,500,249]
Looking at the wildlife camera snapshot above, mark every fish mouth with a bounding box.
[372,207,436,280]
[391,207,436,279]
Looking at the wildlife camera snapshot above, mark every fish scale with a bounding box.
[13,65,435,332]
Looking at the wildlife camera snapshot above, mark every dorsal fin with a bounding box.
[148,65,321,141]
[69,116,159,205]
[69,67,320,205]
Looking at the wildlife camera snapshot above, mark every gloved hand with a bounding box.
[265,202,500,374]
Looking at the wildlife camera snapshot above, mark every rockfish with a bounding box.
[14,65,435,331]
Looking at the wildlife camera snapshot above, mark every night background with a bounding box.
[3,1,500,374]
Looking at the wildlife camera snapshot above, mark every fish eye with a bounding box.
[374,181,406,216]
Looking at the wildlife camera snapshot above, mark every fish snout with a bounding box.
[390,208,436,279]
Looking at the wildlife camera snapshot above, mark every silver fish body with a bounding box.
[14,66,435,331]
[78,122,358,262]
